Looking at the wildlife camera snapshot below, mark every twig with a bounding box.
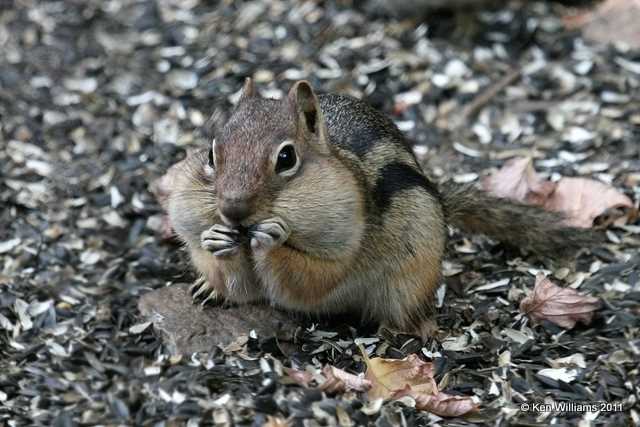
[450,67,522,129]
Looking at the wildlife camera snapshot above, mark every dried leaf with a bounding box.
[520,274,601,329]
[392,387,479,417]
[483,157,637,228]
[360,347,477,417]
[282,367,313,387]
[320,365,372,394]
[563,0,640,49]
[543,177,637,228]
[283,365,371,394]
[481,157,556,205]
[363,353,437,400]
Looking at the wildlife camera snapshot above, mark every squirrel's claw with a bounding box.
[201,224,241,257]
[250,217,290,254]
[190,276,223,306]
[189,276,208,298]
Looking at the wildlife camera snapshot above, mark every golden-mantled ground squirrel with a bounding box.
[166,78,596,337]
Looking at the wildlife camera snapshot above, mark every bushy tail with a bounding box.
[439,182,600,256]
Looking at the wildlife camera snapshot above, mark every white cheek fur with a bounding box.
[204,139,216,175]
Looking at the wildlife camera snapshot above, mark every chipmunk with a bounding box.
[166,78,596,337]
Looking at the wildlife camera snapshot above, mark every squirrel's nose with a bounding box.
[219,196,251,226]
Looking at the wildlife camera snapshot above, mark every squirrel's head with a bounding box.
[209,78,330,227]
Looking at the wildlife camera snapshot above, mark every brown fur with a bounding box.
[440,182,600,256]
[166,79,596,339]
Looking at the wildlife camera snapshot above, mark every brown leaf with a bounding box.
[563,0,640,49]
[392,387,478,417]
[520,273,601,329]
[360,348,477,417]
[282,367,314,388]
[283,365,371,394]
[320,365,372,394]
[363,353,437,400]
[481,157,556,205]
[483,157,637,228]
[543,177,637,228]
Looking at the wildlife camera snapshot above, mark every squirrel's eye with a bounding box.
[275,144,298,175]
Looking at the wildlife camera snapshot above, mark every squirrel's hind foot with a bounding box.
[379,318,439,343]
[190,276,224,306]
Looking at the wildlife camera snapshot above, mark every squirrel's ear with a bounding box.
[204,105,228,140]
[239,77,255,102]
[288,80,325,139]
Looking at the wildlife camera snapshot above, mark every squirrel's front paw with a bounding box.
[250,217,291,255]
[201,224,241,257]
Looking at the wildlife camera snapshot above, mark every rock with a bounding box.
[63,77,98,94]
[167,69,198,91]
[131,103,157,134]
[138,283,297,355]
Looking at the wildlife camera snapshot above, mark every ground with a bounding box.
[1,0,639,426]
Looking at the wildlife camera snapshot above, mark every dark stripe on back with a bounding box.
[319,94,413,158]
[373,162,441,213]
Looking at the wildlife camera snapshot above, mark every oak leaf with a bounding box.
[520,274,601,329]
[361,349,478,417]
[364,353,438,400]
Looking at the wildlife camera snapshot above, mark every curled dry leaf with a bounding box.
[283,366,371,394]
[544,177,637,228]
[282,366,314,388]
[481,157,556,205]
[321,365,372,394]
[563,0,640,49]
[520,273,601,329]
[392,387,479,418]
[360,347,478,417]
[483,157,637,228]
